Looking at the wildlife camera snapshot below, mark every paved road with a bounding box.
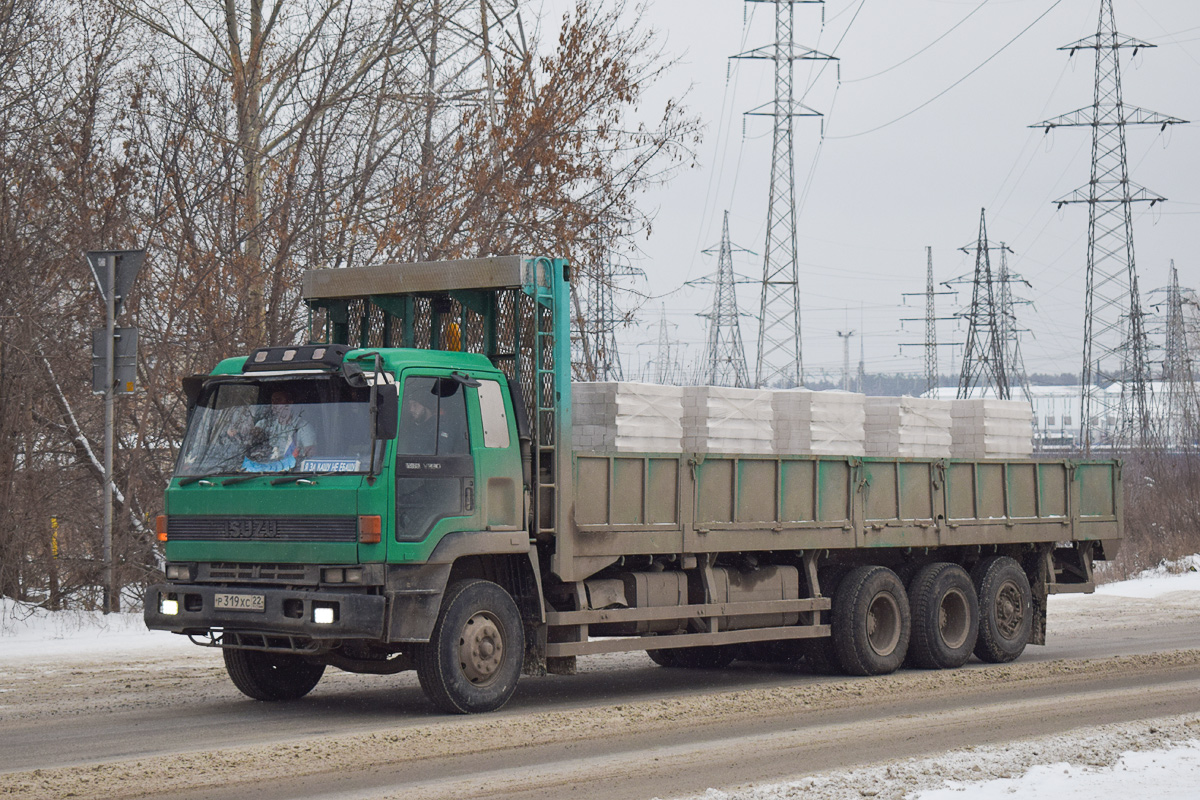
[2,591,1198,799]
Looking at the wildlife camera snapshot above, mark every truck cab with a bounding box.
[146,341,538,712]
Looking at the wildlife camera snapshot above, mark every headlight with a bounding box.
[322,568,344,584]
[344,568,364,584]
[165,564,191,581]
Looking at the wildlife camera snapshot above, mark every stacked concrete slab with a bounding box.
[864,396,953,458]
[771,389,866,456]
[950,399,1034,459]
[572,382,684,453]
[682,386,775,454]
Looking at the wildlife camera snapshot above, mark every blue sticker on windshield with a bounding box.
[301,459,361,473]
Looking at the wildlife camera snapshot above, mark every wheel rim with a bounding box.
[458,611,505,686]
[866,592,902,656]
[994,579,1024,640]
[938,587,971,650]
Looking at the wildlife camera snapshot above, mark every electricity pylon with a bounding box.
[1033,0,1187,452]
[733,0,835,388]
[572,228,644,381]
[695,211,753,387]
[901,247,957,397]
[995,244,1034,404]
[956,210,1011,400]
[1154,262,1199,446]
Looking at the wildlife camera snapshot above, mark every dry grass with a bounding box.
[1105,449,1200,580]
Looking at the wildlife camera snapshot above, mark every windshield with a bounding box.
[176,376,376,477]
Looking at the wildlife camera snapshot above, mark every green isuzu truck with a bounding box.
[145,256,1122,713]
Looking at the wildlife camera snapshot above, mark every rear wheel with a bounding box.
[907,563,979,669]
[416,580,524,714]
[972,556,1032,663]
[831,565,910,676]
[223,649,325,701]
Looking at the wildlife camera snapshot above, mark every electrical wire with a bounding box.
[828,0,1066,140]
[844,0,992,84]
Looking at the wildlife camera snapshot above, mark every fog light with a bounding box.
[160,596,180,616]
[313,605,336,624]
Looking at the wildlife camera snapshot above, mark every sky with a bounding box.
[535,0,1200,384]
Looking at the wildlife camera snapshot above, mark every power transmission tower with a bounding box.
[836,329,855,392]
[653,304,679,385]
[1033,0,1187,452]
[733,0,836,388]
[901,247,957,397]
[571,226,644,381]
[956,210,1011,400]
[695,211,753,387]
[995,244,1034,404]
[924,247,938,396]
[1155,262,1199,446]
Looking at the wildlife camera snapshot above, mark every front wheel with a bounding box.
[223,648,325,701]
[416,580,525,714]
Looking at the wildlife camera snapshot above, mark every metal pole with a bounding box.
[103,254,115,614]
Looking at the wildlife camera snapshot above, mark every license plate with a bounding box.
[214,593,265,612]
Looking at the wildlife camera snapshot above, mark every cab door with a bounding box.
[393,373,477,543]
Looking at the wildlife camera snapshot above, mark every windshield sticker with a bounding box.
[301,458,361,473]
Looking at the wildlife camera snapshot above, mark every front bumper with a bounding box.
[144,583,387,639]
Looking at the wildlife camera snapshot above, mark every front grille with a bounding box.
[203,562,315,583]
[168,515,358,543]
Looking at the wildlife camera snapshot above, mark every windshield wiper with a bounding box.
[221,474,262,486]
[178,474,220,486]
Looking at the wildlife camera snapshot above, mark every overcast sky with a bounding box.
[535,0,1200,384]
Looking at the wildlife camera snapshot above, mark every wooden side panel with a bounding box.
[1078,462,1116,517]
[780,460,816,522]
[899,462,933,520]
[1038,463,1068,518]
[575,456,609,525]
[864,462,898,521]
[697,459,735,524]
[947,463,976,520]
[1008,463,1038,518]
[737,460,778,523]
[818,460,852,522]
[612,458,645,525]
[647,458,679,524]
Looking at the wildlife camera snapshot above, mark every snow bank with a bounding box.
[911,741,1200,800]
[0,599,194,663]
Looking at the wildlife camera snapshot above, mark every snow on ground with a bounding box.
[912,741,1200,800]
[4,557,1200,798]
[673,718,1200,800]
[0,599,195,664]
[664,558,1200,800]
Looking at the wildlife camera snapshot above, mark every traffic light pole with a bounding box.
[103,251,115,614]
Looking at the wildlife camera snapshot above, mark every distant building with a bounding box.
[926,383,1199,451]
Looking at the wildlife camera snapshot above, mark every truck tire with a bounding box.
[831,565,910,676]
[416,579,524,714]
[971,556,1032,663]
[223,649,325,701]
[907,563,979,670]
[645,645,736,669]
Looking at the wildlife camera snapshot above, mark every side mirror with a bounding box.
[376,385,398,440]
[182,375,206,414]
